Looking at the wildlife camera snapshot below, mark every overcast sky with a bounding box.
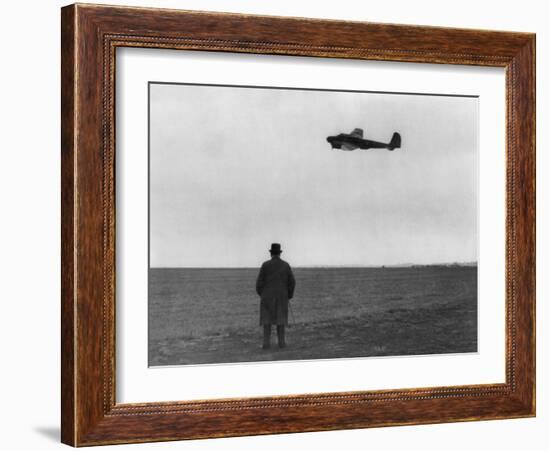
[149,83,478,268]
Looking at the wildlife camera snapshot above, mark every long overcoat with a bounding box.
[256,257,296,326]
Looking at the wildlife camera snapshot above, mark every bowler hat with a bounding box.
[269,243,282,254]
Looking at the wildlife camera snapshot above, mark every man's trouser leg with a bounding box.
[277,325,286,348]
[263,324,271,349]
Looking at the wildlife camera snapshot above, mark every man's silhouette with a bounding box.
[256,243,296,349]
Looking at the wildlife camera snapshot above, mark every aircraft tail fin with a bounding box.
[387,132,401,150]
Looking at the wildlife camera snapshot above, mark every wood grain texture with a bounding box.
[60,3,536,446]
[60,5,76,445]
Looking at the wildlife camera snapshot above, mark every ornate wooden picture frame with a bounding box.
[61,3,535,446]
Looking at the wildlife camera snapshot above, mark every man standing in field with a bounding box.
[256,243,296,349]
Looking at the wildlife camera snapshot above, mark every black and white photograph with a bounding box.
[3,0,544,449]
[148,82,478,366]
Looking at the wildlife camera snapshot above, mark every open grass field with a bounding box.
[149,266,477,366]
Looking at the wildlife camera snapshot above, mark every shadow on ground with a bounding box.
[34,426,59,443]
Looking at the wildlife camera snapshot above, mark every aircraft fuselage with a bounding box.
[327,134,389,150]
[326,131,401,151]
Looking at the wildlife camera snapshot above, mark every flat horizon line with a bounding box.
[150,262,478,270]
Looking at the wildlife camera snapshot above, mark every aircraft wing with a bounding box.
[350,128,363,138]
[342,142,358,150]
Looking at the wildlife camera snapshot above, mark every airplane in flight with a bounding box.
[326,128,401,151]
